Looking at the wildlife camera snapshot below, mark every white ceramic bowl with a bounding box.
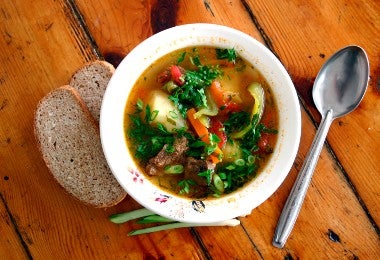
[100,23,301,223]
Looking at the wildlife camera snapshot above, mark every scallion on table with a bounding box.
[109,208,240,236]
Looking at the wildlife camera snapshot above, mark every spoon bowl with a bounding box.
[272,45,369,248]
[313,46,369,118]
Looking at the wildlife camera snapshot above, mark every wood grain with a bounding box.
[241,109,380,258]
[0,194,30,260]
[0,0,379,259]
[243,0,380,225]
[74,0,264,66]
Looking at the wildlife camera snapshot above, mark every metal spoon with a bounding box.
[272,46,369,248]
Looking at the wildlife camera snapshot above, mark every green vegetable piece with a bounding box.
[213,174,225,193]
[128,219,240,236]
[247,155,256,165]
[177,52,186,64]
[198,169,213,185]
[178,179,197,194]
[234,158,245,166]
[109,208,154,224]
[216,48,237,63]
[231,82,265,139]
[136,99,144,112]
[163,81,179,93]
[137,214,175,224]
[164,164,184,174]
[194,89,219,118]
[169,65,222,117]
[248,82,265,119]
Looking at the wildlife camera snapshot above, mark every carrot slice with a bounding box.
[209,80,242,117]
[208,154,220,164]
[187,108,210,143]
[209,80,226,107]
[187,108,223,163]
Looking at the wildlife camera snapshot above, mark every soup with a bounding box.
[124,46,278,199]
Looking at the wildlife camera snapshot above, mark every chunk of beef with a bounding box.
[184,157,209,186]
[146,137,188,176]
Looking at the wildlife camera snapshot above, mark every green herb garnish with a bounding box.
[168,52,223,117]
[128,104,175,161]
[216,48,237,63]
[198,169,213,185]
[178,179,197,194]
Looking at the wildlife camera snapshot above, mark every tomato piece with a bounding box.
[209,118,227,149]
[224,102,241,113]
[258,133,273,154]
[218,101,242,119]
[170,65,185,86]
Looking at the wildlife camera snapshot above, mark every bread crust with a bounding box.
[69,60,115,122]
[34,85,126,208]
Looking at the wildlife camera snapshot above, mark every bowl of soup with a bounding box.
[100,23,301,223]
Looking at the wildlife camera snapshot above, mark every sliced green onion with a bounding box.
[137,214,175,224]
[164,165,184,174]
[226,164,235,170]
[136,99,144,111]
[109,208,154,224]
[150,110,159,121]
[163,81,179,93]
[169,110,179,119]
[213,174,225,193]
[247,155,255,165]
[128,219,240,236]
[234,158,245,166]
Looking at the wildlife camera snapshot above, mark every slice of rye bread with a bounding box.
[34,86,126,208]
[69,60,115,122]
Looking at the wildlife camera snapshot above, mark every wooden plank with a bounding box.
[243,0,380,225]
[0,0,98,258]
[241,109,380,258]
[73,1,275,258]
[0,1,227,259]
[0,0,202,259]
[72,0,380,258]
[74,0,264,66]
[1,0,378,258]
[0,193,29,260]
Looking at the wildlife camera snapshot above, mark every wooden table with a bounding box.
[1,0,379,259]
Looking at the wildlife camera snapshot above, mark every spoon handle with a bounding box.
[272,109,334,248]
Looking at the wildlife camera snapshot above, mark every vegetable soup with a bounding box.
[124,46,278,199]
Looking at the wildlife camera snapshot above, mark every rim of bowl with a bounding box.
[100,23,301,224]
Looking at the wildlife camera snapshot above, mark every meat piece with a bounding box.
[150,137,188,167]
[146,164,159,176]
[184,157,209,186]
[146,137,188,176]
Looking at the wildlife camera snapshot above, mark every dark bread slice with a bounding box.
[34,86,126,208]
[69,60,115,122]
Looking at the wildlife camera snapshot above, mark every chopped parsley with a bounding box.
[177,52,186,64]
[169,65,222,117]
[216,48,237,63]
[128,104,175,161]
[178,179,197,194]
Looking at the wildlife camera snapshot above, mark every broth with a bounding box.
[124,46,278,199]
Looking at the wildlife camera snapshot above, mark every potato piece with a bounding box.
[148,90,187,132]
[222,141,242,163]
